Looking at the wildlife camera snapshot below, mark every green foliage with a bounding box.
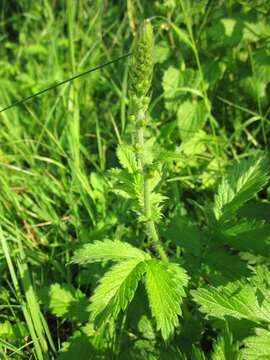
[1,1,270,359]
[71,239,188,340]
[177,100,208,142]
[90,258,146,327]
[241,328,270,360]
[145,260,188,340]
[71,239,150,264]
[116,144,138,174]
[192,280,270,323]
[39,283,90,322]
[211,326,240,360]
[214,153,269,222]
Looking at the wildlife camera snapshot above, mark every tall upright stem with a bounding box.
[136,119,168,262]
[130,19,168,262]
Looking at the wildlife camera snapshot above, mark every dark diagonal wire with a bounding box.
[0,53,132,114]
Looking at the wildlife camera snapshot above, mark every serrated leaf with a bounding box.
[212,325,240,360]
[90,259,146,327]
[57,322,102,360]
[214,153,269,221]
[192,281,270,323]
[144,260,188,340]
[241,328,270,360]
[72,240,150,265]
[110,168,141,199]
[39,283,90,322]
[202,247,252,286]
[218,219,270,256]
[116,143,138,173]
[164,213,202,256]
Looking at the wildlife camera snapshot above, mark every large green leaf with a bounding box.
[214,153,269,221]
[192,281,270,323]
[241,328,270,360]
[90,259,146,327]
[144,260,188,340]
[217,219,270,256]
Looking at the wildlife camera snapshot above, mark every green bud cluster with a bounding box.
[129,19,154,113]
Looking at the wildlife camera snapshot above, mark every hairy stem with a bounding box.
[136,120,168,262]
[130,19,168,262]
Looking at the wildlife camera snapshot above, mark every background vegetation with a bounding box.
[0,0,270,359]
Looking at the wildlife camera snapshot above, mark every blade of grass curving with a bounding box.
[16,232,55,357]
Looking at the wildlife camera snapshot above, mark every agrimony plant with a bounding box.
[129,19,168,262]
[72,19,188,341]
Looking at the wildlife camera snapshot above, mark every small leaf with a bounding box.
[39,283,90,322]
[162,66,180,109]
[116,143,138,174]
[171,23,193,49]
[144,260,188,340]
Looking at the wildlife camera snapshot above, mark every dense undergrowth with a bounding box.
[0,1,270,359]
